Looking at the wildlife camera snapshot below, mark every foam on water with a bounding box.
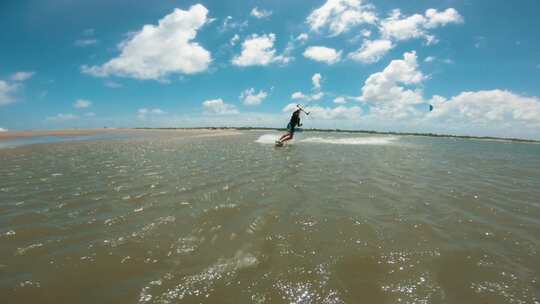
[300,136,397,145]
[255,134,282,144]
[255,134,397,145]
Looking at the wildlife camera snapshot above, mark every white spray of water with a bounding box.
[255,134,397,145]
[255,134,283,144]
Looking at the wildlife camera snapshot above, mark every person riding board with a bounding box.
[277,105,308,144]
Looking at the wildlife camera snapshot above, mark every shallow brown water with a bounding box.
[1,130,539,303]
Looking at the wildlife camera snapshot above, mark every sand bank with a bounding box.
[0,128,241,141]
[0,129,127,140]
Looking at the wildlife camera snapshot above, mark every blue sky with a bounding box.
[1,0,540,139]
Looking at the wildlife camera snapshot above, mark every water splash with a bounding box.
[255,134,282,144]
[255,134,397,145]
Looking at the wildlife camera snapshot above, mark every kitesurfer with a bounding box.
[277,108,303,144]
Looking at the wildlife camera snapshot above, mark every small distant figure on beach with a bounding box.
[276,105,309,146]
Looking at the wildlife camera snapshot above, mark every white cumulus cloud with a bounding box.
[360,51,425,118]
[424,8,464,29]
[333,96,347,104]
[311,92,324,100]
[380,8,463,44]
[240,88,268,106]
[291,73,325,102]
[74,99,92,108]
[0,71,34,105]
[361,29,372,37]
[282,103,362,119]
[310,105,363,119]
[232,33,291,66]
[203,99,239,115]
[354,50,540,136]
[220,16,248,32]
[0,80,19,106]
[306,0,377,36]
[0,127,8,132]
[296,33,309,42]
[291,91,323,102]
[291,92,308,100]
[282,103,301,112]
[312,73,322,90]
[230,34,240,46]
[250,7,272,19]
[380,10,428,42]
[348,39,394,63]
[1,71,36,105]
[11,71,35,81]
[82,4,211,81]
[303,46,342,64]
[429,90,540,126]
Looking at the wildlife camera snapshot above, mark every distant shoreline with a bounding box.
[0,127,537,144]
[135,127,540,144]
[0,129,122,140]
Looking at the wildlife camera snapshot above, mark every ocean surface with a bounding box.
[1,130,539,304]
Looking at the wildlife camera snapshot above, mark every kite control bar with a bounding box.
[297,104,310,115]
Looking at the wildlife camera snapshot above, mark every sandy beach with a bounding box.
[0,129,122,140]
[0,128,241,141]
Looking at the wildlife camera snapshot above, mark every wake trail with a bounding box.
[300,136,398,145]
[255,134,398,145]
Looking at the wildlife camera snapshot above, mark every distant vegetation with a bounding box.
[133,127,539,143]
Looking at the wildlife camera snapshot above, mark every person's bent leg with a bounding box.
[280,131,292,141]
[282,133,293,142]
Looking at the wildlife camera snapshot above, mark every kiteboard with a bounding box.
[275,140,284,147]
